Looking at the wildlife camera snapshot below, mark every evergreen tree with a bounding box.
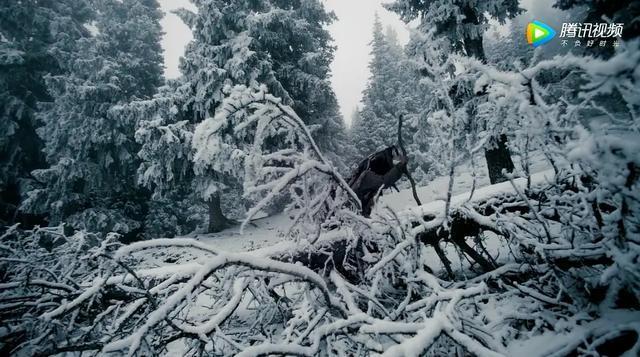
[250,0,349,165]
[0,0,92,224]
[22,0,164,237]
[351,16,422,160]
[386,0,522,184]
[484,17,534,71]
[128,0,347,234]
[352,16,395,156]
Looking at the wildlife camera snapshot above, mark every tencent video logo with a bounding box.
[526,21,556,47]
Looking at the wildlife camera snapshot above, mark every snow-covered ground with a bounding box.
[141,151,555,356]
[185,151,552,276]
[382,151,551,211]
[193,213,294,253]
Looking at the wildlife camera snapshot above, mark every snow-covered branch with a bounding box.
[193,84,361,237]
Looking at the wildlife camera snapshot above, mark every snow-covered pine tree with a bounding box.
[351,15,393,157]
[163,0,285,234]
[0,0,92,225]
[193,85,359,238]
[353,16,394,157]
[311,92,353,172]
[348,107,362,149]
[131,81,199,238]
[351,15,421,159]
[22,0,164,238]
[484,16,534,71]
[386,0,522,184]
[128,0,348,234]
[249,0,352,169]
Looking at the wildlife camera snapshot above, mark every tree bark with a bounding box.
[484,134,515,184]
[460,6,515,185]
[207,192,232,233]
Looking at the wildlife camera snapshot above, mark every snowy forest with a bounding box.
[1,0,639,355]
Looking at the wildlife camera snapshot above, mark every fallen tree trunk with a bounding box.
[270,169,613,283]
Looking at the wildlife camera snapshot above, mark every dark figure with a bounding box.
[348,146,407,217]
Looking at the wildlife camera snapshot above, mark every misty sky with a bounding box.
[158,0,566,126]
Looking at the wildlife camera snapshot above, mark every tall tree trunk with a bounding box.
[484,134,515,184]
[207,192,231,233]
[462,6,515,185]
